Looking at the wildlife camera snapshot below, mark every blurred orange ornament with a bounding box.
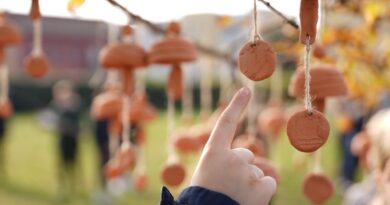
[149,22,197,100]
[303,173,334,204]
[24,55,49,78]
[161,157,186,187]
[91,90,122,120]
[117,143,137,170]
[0,99,13,118]
[133,171,148,192]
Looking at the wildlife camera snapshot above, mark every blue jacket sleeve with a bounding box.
[159,186,239,205]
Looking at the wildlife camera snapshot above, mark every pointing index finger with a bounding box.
[205,87,251,150]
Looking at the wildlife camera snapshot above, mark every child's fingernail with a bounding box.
[239,87,251,98]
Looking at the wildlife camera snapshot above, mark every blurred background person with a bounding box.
[50,80,83,196]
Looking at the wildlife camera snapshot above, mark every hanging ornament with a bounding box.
[149,22,197,101]
[286,24,333,152]
[289,65,347,113]
[91,88,122,120]
[99,25,148,178]
[287,109,330,152]
[0,12,21,118]
[302,173,334,204]
[25,0,49,78]
[238,0,276,81]
[149,21,197,187]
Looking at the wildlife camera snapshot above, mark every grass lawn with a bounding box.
[0,113,344,205]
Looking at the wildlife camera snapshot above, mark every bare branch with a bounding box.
[105,0,234,64]
[257,0,299,29]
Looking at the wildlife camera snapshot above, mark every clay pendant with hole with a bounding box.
[287,110,329,152]
[303,173,334,204]
[238,40,276,81]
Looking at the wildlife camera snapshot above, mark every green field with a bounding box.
[0,113,343,205]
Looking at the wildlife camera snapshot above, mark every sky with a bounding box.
[0,0,300,25]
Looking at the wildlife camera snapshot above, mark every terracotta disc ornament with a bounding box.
[287,110,330,152]
[238,0,276,81]
[238,40,276,81]
[303,173,334,204]
[160,156,186,187]
[25,0,49,78]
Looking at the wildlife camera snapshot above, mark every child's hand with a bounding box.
[190,87,277,205]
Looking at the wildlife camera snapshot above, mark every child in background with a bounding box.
[160,88,277,205]
[50,80,82,194]
[343,108,390,205]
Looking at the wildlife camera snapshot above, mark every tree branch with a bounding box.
[105,0,234,64]
[257,0,299,29]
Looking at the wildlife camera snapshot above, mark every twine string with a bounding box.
[313,150,323,173]
[166,95,175,157]
[252,0,261,42]
[121,95,131,144]
[304,36,313,114]
[32,20,42,57]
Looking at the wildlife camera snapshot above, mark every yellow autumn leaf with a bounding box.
[67,0,85,12]
[363,2,384,24]
[217,16,233,27]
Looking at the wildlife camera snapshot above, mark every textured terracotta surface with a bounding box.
[24,55,49,78]
[167,65,183,101]
[149,37,197,64]
[149,22,196,65]
[303,173,334,204]
[161,161,186,187]
[287,110,330,152]
[29,0,41,20]
[253,157,280,183]
[99,43,148,69]
[300,0,319,44]
[289,65,348,98]
[238,40,276,81]
[0,99,13,118]
[313,98,325,113]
